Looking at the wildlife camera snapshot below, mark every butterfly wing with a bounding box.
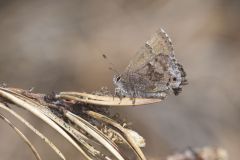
[114,28,187,98]
[123,28,186,96]
[126,28,174,73]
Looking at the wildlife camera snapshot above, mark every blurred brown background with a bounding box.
[0,0,239,159]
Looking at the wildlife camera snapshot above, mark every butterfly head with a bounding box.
[113,74,123,86]
[113,74,130,97]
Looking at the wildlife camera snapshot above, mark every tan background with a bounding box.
[0,0,239,159]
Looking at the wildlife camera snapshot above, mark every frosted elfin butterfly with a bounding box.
[113,28,187,99]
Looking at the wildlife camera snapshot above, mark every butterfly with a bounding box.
[113,28,187,99]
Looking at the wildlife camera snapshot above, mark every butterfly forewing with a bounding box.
[126,28,174,73]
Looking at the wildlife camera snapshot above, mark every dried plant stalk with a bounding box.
[65,111,125,160]
[86,111,146,160]
[0,89,92,160]
[0,113,42,160]
[0,102,66,160]
[58,92,161,106]
[36,104,104,158]
[0,87,228,160]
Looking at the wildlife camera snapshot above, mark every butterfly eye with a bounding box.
[173,77,177,81]
[116,76,121,82]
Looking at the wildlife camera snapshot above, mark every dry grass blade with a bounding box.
[86,111,146,160]
[0,89,92,160]
[0,113,42,160]
[58,92,161,106]
[0,102,66,160]
[65,111,126,160]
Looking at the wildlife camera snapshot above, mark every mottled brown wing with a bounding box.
[126,28,174,73]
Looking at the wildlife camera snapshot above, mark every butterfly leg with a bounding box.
[131,88,137,105]
[114,88,124,104]
[132,97,136,105]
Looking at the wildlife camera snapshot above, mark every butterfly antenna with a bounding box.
[102,54,120,75]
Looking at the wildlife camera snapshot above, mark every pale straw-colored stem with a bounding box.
[0,113,42,160]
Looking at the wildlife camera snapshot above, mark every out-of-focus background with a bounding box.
[0,0,239,159]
